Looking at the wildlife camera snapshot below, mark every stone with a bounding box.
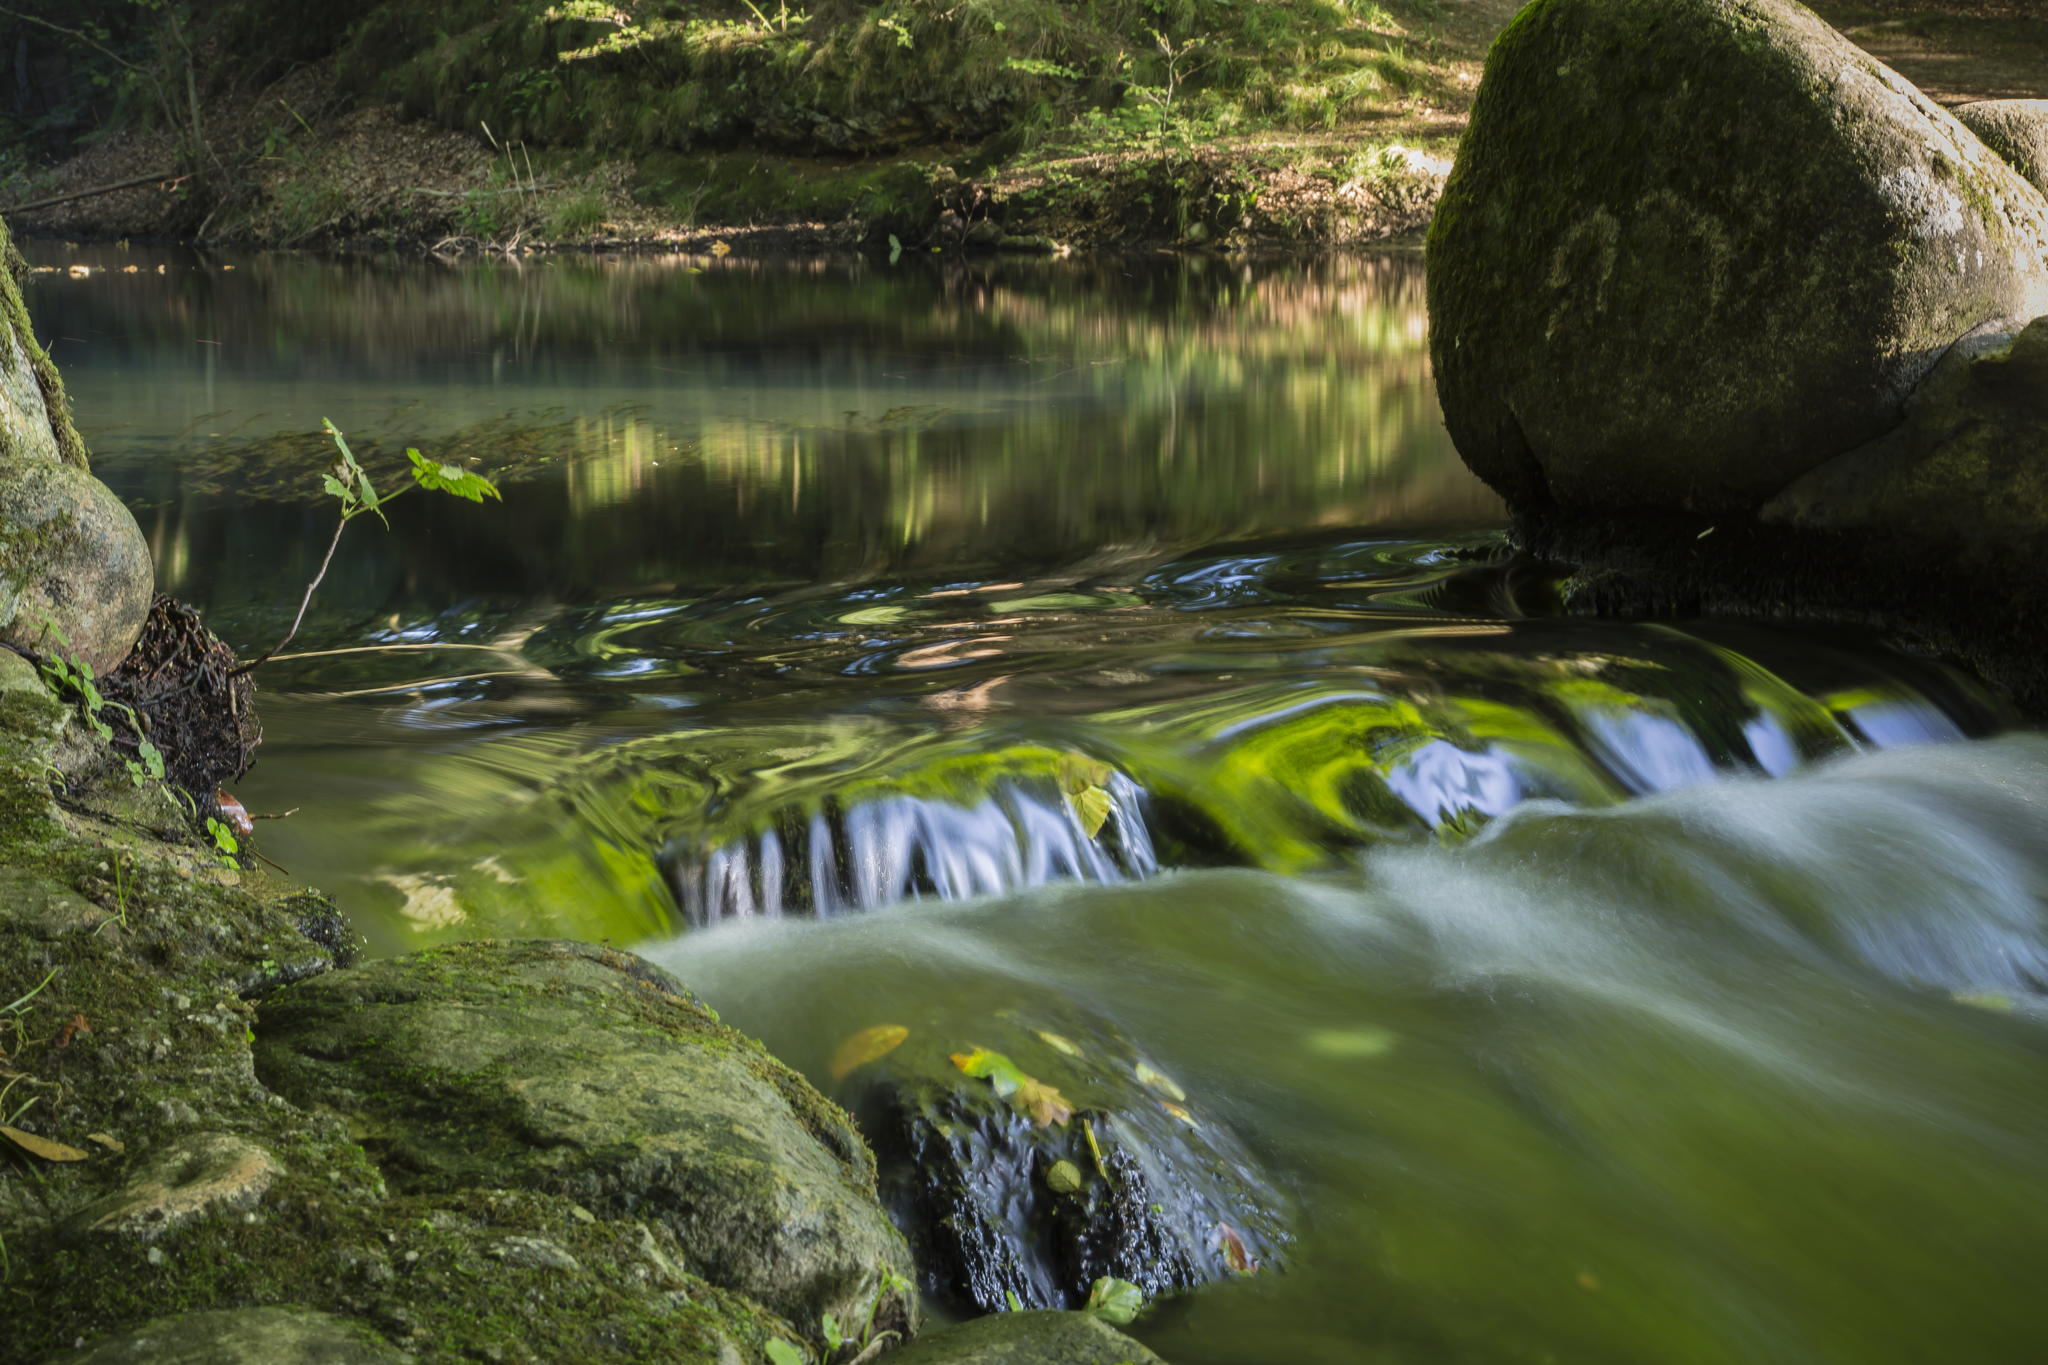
[1763,314,2048,564]
[0,217,153,672]
[46,1306,409,1364]
[881,1310,1164,1365]
[253,939,916,1336]
[844,1005,1284,1315]
[1957,100,2048,198]
[1427,0,2048,517]
[64,1131,282,1242]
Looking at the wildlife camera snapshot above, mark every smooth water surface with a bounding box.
[24,243,2048,1364]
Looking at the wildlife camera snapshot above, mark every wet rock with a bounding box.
[882,1310,1164,1365]
[253,939,916,1336]
[1427,0,2048,517]
[46,1306,409,1363]
[837,1008,1285,1315]
[1958,100,2048,197]
[63,1131,282,1242]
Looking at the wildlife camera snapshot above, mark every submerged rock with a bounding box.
[1958,100,2048,197]
[1427,0,2048,516]
[834,1006,1285,1315]
[883,1310,1164,1365]
[253,939,916,1337]
[48,1307,409,1364]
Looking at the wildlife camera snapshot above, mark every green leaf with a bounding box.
[950,1046,1025,1099]
[763,1340,805,1365]
[1083,1276,1144,1326]
[1004,1289,1024,1312]
[821,1314,844,1351]
[321,473,352,502]
[409,447,501,503]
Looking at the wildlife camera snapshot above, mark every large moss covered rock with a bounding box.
[1957,100,2048,197]
[1427,0,2048,517]
[48,1307,410,1364]
[0,218,152,672]
[253,939,916,1337]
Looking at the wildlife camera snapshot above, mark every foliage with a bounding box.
[34,623,168,791]
[1081,1274,1144,1325]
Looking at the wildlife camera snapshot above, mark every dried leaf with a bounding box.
[1,1125,89,1162]
[1216,1223,1258,1276]
[1134,1061,1186,1102]
[1014,1075,1073,1128]
[1034,1029,1082,1057]
[85,1132,125,1153]
[54,1013,91,1048]
[829,1024,909,1081]
[1157,1100,1200,1128]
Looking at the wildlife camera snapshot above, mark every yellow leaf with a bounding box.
[1070,785,1112,839]
[1015,1075,1073,1128]
[84,1132,125,1153]
[1157,1100,1199,1128]
[1034,1029,1082,1057]
[709,240,732,256]
[1134,1061,1186,1102]
[1,1125,89,1162]
[829,1024,909,1080]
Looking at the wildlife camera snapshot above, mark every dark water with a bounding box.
[24,243,2048,1365]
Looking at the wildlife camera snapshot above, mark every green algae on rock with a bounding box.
[1957,100,2048,198]
[252,938,918,1338]
[880,1309,1164,1365]
[47,1306,411,1364]
[0,217,152,673]
[1426,0,2048,517]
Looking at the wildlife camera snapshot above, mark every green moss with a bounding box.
[0,218,89,471]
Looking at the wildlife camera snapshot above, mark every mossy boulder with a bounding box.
[1762,315,2048,563]
[882,1310,1164,1365]
[1427,0,2048,517]
[0,217,152,672]
[1957,100,2048,198]
[47,1307,410,1364]
[252,939,917,1337]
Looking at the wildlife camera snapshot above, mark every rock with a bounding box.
[1763,314,2048,564]
[1427,0,2048,517]
[839,1007,1285,1315]
[253,939,916,1336]
[0,451,155,676]
[0,218,152,672]
[1957,100,2048,198]
[880,1310,1164,1365]
[63,1131,282,1242]
[46,1306,409,1364]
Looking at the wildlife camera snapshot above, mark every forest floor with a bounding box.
[0,0,2042,256]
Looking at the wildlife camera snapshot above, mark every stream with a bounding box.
[25,243,2048,1364]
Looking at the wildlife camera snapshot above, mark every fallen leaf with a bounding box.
[709,240,732,257]
[951,1046,1025,1099]
[1014,1075,1073,1127]
[1216,1223,1257,1275]
[1034,1029,1082,1057]
[54,1013,92,1048]
[1082,1276,1144,1326]
[1045,1159,1082,1194]
[1134,1061,1186,1102]
[1,1125,89,1162]
[1157,1100,1200,1128]
[1068,784,1113,839]
[1304,1026,1397,1058]
[829,1024,909,1080]
[85,1132,125,1153]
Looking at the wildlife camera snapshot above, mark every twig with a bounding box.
[226,512,346,677]
[1,170,184,216]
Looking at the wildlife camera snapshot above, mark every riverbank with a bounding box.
[2,2,2040,255]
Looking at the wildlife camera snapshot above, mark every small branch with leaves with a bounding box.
[230,420,501,678]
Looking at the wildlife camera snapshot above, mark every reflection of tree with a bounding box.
[37,249,1501,646]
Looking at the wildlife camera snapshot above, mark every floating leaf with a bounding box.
[950,1046,1025,1099]
[1134,1061,1186,1102]
[1952,992,2015,1013]
[1082,1276,1144,1326]
[1216,1223,1257,1275]
[1045,1159,1083,1194]
[1015,1075,1073,1127]
[1069,784,1112,839]
[1034,1029,1082,1057]
[830,1024,909,1080]
[1304,1026,1397,1058]
[1157,1100,1199,1128]
[1,1125,89,1162]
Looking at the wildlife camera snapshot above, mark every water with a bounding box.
[24,243,2048,1364]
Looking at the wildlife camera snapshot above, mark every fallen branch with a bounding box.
[2,171,184,216]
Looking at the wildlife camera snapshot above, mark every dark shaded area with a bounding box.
[102,594,261,796]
